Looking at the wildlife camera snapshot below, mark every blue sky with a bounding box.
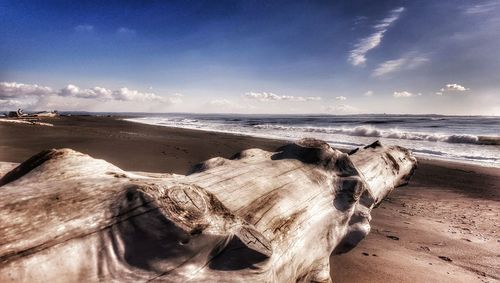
[0,0,499,115]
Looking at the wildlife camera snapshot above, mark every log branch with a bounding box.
[0,139,416,282]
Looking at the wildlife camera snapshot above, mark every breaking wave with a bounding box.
[125,115,500,167]
[253,125,499,146]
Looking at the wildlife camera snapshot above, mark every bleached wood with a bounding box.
[0,139,416,282]
[0,162,18,178]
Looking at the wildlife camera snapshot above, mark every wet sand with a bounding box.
[0,116,498,282]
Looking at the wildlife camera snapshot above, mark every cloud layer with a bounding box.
[0,82,181,111]
[244,92,321,102]
[393,91,413,98]
[324,104,358,114]
[348,7,405,66]
[441,83,469,92]
[372,55,428,77]
[0,82,53,98]
[436,83,469,95]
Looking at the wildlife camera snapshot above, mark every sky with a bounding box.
[0,0,499,115]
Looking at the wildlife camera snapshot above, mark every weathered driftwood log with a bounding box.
[0,139,416,282]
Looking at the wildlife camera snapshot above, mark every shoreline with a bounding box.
[1,116,499,282]
[1,115,498,171]
[123,117,500,169]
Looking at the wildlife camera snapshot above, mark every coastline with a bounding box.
[123,116,500,169]
[0,116,499,282]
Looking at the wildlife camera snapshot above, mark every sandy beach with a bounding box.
[0,116,498,283]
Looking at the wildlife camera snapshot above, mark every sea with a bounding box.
[122,114,500,168]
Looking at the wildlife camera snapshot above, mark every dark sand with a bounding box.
[1,116,499,283]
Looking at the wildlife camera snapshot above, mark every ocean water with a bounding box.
[124,114,500,168]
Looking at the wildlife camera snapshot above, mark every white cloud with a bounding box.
[244,92,280,101]
[0,81,181,111]
[57,85,180,104]
[170,93,184,104]
[439,83,469,93]
[393,91,413,98]
[0,82,53,98]
[324,104,359,114]
[112,87,160,101]
[295,96,320,102]
[0,99,23,108]
[348,7,405,66]
[110,88,182,104]
[364,90,374,96]
[93,87,114,99]
[335,96,347,101]
[244,92,321,102]
[74,24,94,32]
[59,84,113,100]
[372,55,428,77]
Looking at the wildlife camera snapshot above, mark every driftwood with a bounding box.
[0,139,416,282]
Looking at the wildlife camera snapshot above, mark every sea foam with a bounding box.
[253,124,496,145]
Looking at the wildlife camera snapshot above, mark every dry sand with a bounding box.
[0,116,499,282]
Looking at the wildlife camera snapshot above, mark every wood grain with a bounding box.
[0,139,417,282]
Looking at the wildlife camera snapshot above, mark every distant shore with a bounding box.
[0,116,498,282]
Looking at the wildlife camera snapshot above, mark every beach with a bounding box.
[0,116,498,282]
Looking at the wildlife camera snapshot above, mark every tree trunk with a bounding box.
[0,139,416,282]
